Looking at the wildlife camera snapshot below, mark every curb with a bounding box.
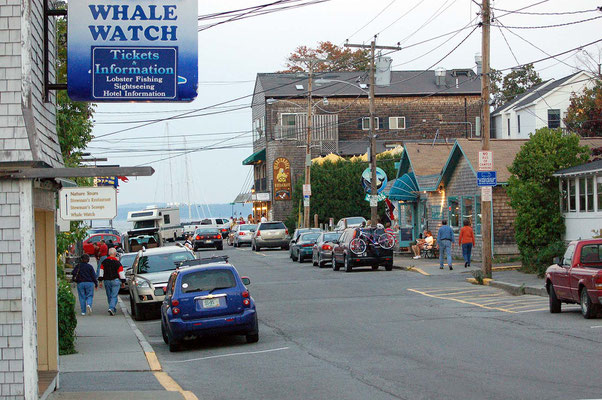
[489,280,547,297]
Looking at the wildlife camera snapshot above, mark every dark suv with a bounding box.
[332,227,393,272]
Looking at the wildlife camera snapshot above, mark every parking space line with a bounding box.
[254,252,267,256]
[408,288,516,313]
[591,325,602,329]
[166,346,290,364]
[514,308,550,313]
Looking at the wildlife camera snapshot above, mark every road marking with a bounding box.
[167,346,290,364]
[407,267,430,276]
[408,288,516,313]
[590,325,602,329]
[154,371,199,400]
[254,252,267,257]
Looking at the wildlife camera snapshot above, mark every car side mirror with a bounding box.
[553,256,561,265]
[241,277,251,285]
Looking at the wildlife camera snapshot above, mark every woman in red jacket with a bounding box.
[459,219,475,268]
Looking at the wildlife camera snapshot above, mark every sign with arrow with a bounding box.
[59,187,117,220]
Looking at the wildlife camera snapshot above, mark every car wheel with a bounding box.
[298,254,304,263]
[312,254,318,267]
[344,255,352,273]
[161,320,169,344]
[246,332,259,343]
[133,302,146,321]
[129,296,137,319]
[168,332,181,352]
[384,261,393,271]
[283,245,289,250]
[580,287,596,319]
[371,265,379,271]
[216,244,223,250]
[332,256,341,271]
[548,284,561,313]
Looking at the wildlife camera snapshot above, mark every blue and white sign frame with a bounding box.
[68,1,198,102]
[477,171,497,187]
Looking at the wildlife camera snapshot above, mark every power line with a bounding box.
[492,15,602,30]
[346,0,397,41]
[496,25,520,65]
[493,0,549,19]
[374,0,427,37]
[93,104,252,115]
[92,104,250,125]
[491,6,600,16]
[397,0,458,46]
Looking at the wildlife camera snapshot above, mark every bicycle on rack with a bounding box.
[349,229,395,255]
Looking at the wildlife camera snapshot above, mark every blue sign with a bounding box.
[68,1,198,102]
[361,167,388,194]
[477,171,497,187]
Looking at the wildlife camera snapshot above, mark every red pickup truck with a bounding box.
[545,239,602,319]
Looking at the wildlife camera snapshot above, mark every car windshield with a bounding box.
[181,269,236,293]
[137,251,195,274]
[130,235,155,245]
[261,222,286,230]
[324,232,341,242]
[240,224,256,231]
[120,254,136,269]
[346,217,365,225]
[134,220,156,229]
[196,229,219,235]
[299,233,320,243]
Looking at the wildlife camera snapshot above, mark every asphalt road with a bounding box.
[125,245,602,400]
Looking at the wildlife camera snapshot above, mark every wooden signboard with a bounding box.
[273,157,292,201]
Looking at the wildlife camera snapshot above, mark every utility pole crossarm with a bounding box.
[344,43,401,51]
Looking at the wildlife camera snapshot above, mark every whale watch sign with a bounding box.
[68,1,198,102]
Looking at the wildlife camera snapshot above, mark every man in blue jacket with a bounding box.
[437,220,454,270]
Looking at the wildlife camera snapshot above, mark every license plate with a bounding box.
[202,298,220,308]
[205,240,212,244]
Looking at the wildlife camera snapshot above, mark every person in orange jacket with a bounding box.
[459,219,475,268]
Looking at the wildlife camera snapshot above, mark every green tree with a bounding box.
[55,2,95,167]
[285,153,400,229]
[564,79,602,137]
[506,128,590,275]
[491,64,543,109]
[281,41,369,73]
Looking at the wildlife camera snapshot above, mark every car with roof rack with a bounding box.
[160,257,258,352]
[127,246,195,321]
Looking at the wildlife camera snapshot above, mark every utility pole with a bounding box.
[346,38,400,227]
[304,64,313,228]
[481,0,493,278]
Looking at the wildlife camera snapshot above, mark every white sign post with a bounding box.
[303,184,312,197]
[59,187,117,220]
[481,186,492,202]
[478,151,493,171]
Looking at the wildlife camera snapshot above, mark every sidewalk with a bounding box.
[394,253,546,297]
[49,285,186,400]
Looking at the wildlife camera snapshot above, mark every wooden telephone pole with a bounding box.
[345,38,400,227]
[481,0,493,278]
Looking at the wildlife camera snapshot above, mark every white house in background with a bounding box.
[491,71,595,139]
[554,158,602,241]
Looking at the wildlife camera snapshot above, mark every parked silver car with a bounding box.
[233,224,257,247]
[312,232,342,267]
[128,246,195,321]
[251,221,289,251]
[335,217,367,231]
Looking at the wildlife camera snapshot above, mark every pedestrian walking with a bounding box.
[184,235,193,251]
[459,219,475,268]
[96,240,108,276]
[260,214,267,223]
[437,220,454,270]
[98,248,126,316]
[72,254,98,316]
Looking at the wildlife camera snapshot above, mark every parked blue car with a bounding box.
[160,260,258,352]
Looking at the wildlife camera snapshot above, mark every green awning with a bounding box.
[242,148,266,166]
[387,172,419,201]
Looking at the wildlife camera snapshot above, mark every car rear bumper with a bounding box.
[236,236,253,243]
[299,248,313,257]
[318,250,333,260]
[193,240,222,248]
[348,254,393,267]
[255,238,287,248]
[168,309,257,339]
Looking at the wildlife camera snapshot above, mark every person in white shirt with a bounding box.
[260,214,268,223]
[412,231,434,259]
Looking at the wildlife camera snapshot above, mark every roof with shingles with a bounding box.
[402,142,455,176]
[513,72,581,109]
[491,80,551,115]
[554,159,602,176]
[256,70,481,98]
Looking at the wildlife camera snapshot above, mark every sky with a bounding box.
[86,0,602,206]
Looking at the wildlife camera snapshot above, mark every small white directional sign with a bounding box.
[59,187,117,220]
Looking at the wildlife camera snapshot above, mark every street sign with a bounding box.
[370,195,378,207]
[67,1,198,102]
[478,151,493,171]
[59,187,117,220]
[361,167,388,193]
[303,197,310,207]
[477,171,497,187]
[481,186,492,202]
[303,184,312,197]
[365,193,386,202]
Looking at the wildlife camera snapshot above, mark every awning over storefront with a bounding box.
[386,172,419,201]
[242,148,266,166]
[233,192,252,203]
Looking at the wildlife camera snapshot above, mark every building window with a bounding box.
[279,113,305,139]
[389,116,406,130]
[597,176,602,211]
[253,118,264,139]
[462,196,474,227]
[569,179,576,211]
[448,197,460,231]
[164,215,171,224]
[517,115,521,134]
[579,178,587,212]
[587,176,594,212]
[507,117,510,136]
[362,117,380,130]
[475,196,482,235]
[548,109,561,129]
[561,179,568,212]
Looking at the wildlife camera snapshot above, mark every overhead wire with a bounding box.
[491,6,601,16]
[396,0,458,46]
[373,0,427,37]
[346,0,397,41]
[491,15,602,30]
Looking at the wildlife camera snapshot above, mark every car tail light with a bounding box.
[196,235,201,240]
[172,307,180,315]
[242,291,249,298]
[171,299,179,307]
[239,231,245,236]
[285,229,289,235]
[322,244,332,250]
[302,243,313,247]
[221,228,227,232]
[256,230,261,237]
[243,298,250,306]
[214,235,220,239]
[595,274,602,289]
